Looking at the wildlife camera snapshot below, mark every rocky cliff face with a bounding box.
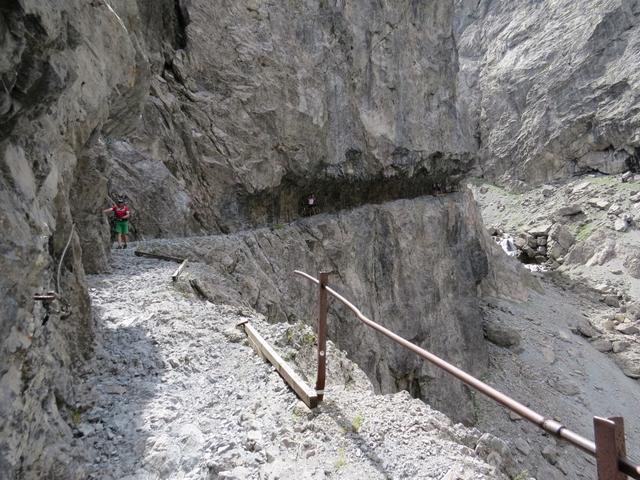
[140,190,527,424]
[2,0,639,477]
[455,0,640,185]
[0,1,181,478]
[100,0,477,246]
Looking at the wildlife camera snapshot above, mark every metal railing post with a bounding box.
[315,272,329,402]
[594,416,627,480]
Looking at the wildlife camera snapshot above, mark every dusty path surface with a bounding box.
[79,247,507,480]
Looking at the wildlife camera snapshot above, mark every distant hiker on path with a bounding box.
[103,197,130,249]
[306,193,318,216]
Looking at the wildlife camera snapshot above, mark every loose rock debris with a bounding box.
[80,247,509,479]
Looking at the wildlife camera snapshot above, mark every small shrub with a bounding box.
[291,404,306,421]
[513,470,529,480]
[576,222,597,242]
[301,332,316,345]
[335,447,347,469]
[351,413,364,433]
[70,409,81,426]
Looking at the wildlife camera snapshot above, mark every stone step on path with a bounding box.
[79,244,509,480]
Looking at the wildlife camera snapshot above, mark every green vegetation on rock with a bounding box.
[576,222,597,242]
[589,176,640,191]
[351,413,364,433]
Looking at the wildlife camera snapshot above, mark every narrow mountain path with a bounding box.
[79,247,507,480]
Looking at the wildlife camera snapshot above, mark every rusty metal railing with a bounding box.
[294,270,640,480]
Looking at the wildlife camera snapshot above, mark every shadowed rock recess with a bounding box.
[1,0,639,478]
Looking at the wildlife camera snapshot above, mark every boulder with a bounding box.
[608,204,623,216]
[556,204,582,216]
[483,320,521,348]
[572,319,598,338]
[546,224,575,260]
[615,324,640,336]
[572,182,591,194]
[528,223,552,236]
[621,171,634,182]
[590,338,613,353]
[612,341,631,353]
[614,351,640,379]
[564,242,596,265]
[586,240,616,266]
[627,303,640,321]
[623,254,640,279]
[602,295,620,308]
[588,198,611,210]
[614,218,630,232]
[514,236,527,249]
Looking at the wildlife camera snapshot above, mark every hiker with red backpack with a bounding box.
[103,197,130,249]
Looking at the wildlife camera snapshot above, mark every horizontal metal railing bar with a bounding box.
[293,270,640,478]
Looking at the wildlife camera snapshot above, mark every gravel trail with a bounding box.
[80,247,508,480]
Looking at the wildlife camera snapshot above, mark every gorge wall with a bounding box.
[455,0,640,185]
[1,0,639,478]
[0,1,182,477]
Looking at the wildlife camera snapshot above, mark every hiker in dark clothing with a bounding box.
[306,193,318,216]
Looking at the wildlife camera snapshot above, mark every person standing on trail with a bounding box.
[306,193,318,216]
[103,197,130,249]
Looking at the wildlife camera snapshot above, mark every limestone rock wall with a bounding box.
[105,0,477,243]
[0,1,181,478]
[141,190,527,424]
[3,0,639,477]
[455,0,640,185]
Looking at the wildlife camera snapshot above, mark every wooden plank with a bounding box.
[242,322,318,408]
[134,250,184,263]
[172,259,188,282]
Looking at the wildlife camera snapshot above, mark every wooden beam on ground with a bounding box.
[172,259,188,282]
[134,250,184,263]
[241,321,319,409]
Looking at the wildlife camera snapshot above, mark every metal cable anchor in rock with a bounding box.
[34,223,75,320]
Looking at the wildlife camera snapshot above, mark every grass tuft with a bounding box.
[576,222,597,242]
[351,413,364,433]
[335,447,347,469]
